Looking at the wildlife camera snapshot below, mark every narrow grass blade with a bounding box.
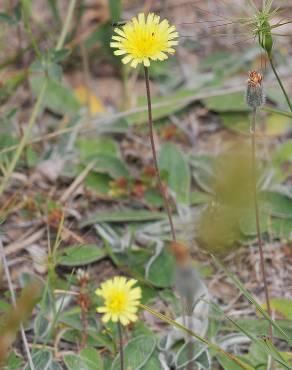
[140,304,256,370]
[213,257,290,343]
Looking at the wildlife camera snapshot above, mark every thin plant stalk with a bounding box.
[268,55,292,112]
[117,322,124,370]
[56,0,77,51]
[250,107,272,340]
[144,66,176,242]
[144,65,196,368]
[0,238,35,370]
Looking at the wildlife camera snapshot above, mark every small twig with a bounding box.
[60,160,96,203]
[0,238,35,370]
[144,66,177,242]
[4,228,45,256]
[117,322,124,370]
[250,108,272,340]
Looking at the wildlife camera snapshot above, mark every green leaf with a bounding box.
[60,327,114,352]
[190,155,215,194]
[57,245,106,266]
[80,210,166,227]
[260,191,292,219]
[141,353,162,369]
[234,318,292,342]
[144,188,164,207]
[271,218,292,240]
[50,362,63,370]
[51,48,70,62]
[24,350,52,370]
[146,246,176,288]
[217,354,251,370]
[113,249,151,277]
[5,351,23,370]
[92,154,130,179]
[272,140,292,182]
[220,113,249,134]
[265,298,292,320]
[64,347,103,370]
[220,111,292,136]
[158,142,191,204]
[111,335,156,370]
[76,137,117,160]
[108,0,121,22]
[127,88,197,125]
[264,113,291,136]
[190,191,211,205]
[30,76,80,115]
[203,92,249,112]
[239,210,269,236]
[175,342,210,369]
[246,342,268,368]
[84,172,111,194]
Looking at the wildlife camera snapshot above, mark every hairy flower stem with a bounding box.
[250,108,272,340]
[144,66,176,241]
[185,299,194,370]
[117,322,124,370]
[268,55,292,112]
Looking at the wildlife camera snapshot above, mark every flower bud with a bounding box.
[246,71,265,108]
[259,20,273,57]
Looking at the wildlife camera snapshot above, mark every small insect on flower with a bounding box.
[110,13,179,68]
[246,70,265,108]
[95,276,142,326]
[112,21,127,27]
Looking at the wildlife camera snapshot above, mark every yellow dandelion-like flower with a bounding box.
[110,13,179,68]
[95,276,142,326]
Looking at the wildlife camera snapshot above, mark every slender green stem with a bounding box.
[56,0,77,50]
[261,106,292,118]
[250,108,272,340]
[144,66,176,242]
[21,0,42,59]
[117,322,124,370]
[268,55,292,112]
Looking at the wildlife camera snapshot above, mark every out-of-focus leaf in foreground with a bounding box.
[196,142,256,255]
[0,281,42,365]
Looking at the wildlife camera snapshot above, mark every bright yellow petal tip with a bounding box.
[110,13,179,68]
[95,276,142,326]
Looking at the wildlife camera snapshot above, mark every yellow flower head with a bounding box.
[95,276,142,326]
[110,13,179,68]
